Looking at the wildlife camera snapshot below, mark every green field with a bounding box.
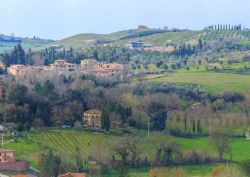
[37,29,250,50]
[104,163,224,177]
[3,129,250,176]
[145,67,250,93]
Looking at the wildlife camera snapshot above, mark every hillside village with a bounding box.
[6,59,124,81]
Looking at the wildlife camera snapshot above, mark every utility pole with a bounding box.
[1,133,3,148]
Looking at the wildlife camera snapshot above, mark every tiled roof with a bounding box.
[84,109,102,114]
[0,148,14,153]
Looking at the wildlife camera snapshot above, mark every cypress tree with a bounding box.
[101,110,110,131]
[192,120,196,133]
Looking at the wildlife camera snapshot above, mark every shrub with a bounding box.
[222,92,245,103]
[128,118,137,127]
[170,168,187,177]
[183,150,207,164]
[239,159,250,175]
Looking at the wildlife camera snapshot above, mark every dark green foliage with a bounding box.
[75,147,84,172]
[197,120,202,135]
[192,120,196,133]
[147,102,167,131]
[101,110,110,131]
[120,29,168,40]
[39,150,61,177]
[155,142,181,166]
[7,84,28,105]
[222,92,245,103]
[2,44,26,66]
[43,80,55,95]
[239,159,250,175]
[156,61,163,68]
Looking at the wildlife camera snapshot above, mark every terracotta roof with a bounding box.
[58,172,86,177]
[11,175,27,177]
[0,148,15,153]
[84,109,102,114]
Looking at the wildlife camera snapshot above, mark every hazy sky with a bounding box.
[0,0,249,40]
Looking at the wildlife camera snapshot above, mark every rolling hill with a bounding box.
[35,29,250,50]
[0,35,54,53]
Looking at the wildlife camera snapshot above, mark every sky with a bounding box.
[0,0,249,40]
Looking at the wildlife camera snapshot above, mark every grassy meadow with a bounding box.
[104,163,223,177]
[3,129,250,176]
[143,66,250,93]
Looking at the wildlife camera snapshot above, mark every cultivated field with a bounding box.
[3,129,250,176]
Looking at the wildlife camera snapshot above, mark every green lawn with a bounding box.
[145,68,250,93]
[104,163,223,177]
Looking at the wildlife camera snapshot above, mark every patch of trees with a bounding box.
[39,148,85,177]
[120,29,168,40]
[208,92,245,104]
[41,47,83,65]
[149,84,204,101]
[205,24,242,31]
[2,44,26,66]
[89,136,224,176]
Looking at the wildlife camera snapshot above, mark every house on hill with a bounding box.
[0,148,29,172]
[80,59,98,67]
[83,109,102,128]
[94,63,123,77]
[50,60,76,71]
[58,172,86,177]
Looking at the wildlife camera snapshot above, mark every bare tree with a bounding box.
[209,129,232,160]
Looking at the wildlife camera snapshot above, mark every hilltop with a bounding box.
[0,35,54,53]
[36,28,250,50]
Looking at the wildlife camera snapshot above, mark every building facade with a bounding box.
[50,60,76,71]
[83,109,102,128]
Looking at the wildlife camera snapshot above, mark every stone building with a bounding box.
[0,148,29,172]
[80,59,98,67]
[50,60,76,71]
[94,63,123,77]
[83,109,102,128]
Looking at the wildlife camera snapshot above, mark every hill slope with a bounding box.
[0,35,54,53]
[36,29,250,50]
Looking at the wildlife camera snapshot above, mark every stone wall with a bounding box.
[0,161,29,172]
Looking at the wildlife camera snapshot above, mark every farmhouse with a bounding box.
[94,63,123,77]
[83,109,102,128]
[127,41,144,50]
[8,65,49,81]
[80,59,98,67]
[50,59,76,71]
[0,148,15,162]
[8,64,26,78]
[0,148,29,172]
